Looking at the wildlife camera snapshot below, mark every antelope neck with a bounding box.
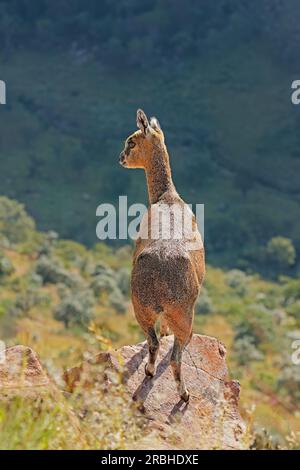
[145,146,175,204]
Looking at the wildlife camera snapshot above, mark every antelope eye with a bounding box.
[128,141,135,149]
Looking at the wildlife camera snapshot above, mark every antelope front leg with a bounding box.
[170,337,190,402]
[167,307,194,402]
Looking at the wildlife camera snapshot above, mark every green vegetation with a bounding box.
[1,2,300,273]
[0,2,299,67]
[0,371,144,450]
[0,2,300,448]
[0,198,299,449]
[266,237,296,278]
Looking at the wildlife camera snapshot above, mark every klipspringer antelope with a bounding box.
[119,109,205,402]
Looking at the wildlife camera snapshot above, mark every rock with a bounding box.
[64,334,246,449]
[0,341,245,449]
[0,345,51,399]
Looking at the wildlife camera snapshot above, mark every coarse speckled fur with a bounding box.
[119,109,205,402]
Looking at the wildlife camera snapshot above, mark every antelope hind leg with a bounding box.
[134,306,160,377]
[167,308,194,402]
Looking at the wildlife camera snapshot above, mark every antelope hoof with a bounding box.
[145,363,155,378]
[180,389,190,403]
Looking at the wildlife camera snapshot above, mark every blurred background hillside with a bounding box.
[0,0,300,449]
[1,0,300,273]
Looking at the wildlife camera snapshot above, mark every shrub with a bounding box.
[109,288,127,315]
[0,299,13,319]
[277,361,300,404]
[266,237,296,276]
[116,267,131,297]
[26,272,43,288]
[54,290,95,328]
[54,239,87,269]
[37,231,58,257]
[225,269,248,295]
[195,287,213,315]
[0,235,10,249]
[0,254,14,277]
[282,279,300,304]
[35,256,80,288]
[234,304,275,347]
[90,266,127,314]
[270,309,287,325]
[0,197,35,244]
[9,288,51,317]
[234,335,264,366]
[92,261,114,278]
[90,273,116,297]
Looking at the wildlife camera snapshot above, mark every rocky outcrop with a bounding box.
[0,337,245,449]
[64,334,246,449]
[0,345,51,399]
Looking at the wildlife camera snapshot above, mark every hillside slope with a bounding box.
[0,198,300,447]
[1,45,300,269]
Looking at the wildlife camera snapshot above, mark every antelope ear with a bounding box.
[150,117,161,132]
[136,109,149,134]
[150,116,164,141]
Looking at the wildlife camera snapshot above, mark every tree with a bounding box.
[54,290,95,328]
[266,237,296,275]
[0,252,14,277]
[194,287,213,315]
[0,197,35,244]
[35,255,80,288]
